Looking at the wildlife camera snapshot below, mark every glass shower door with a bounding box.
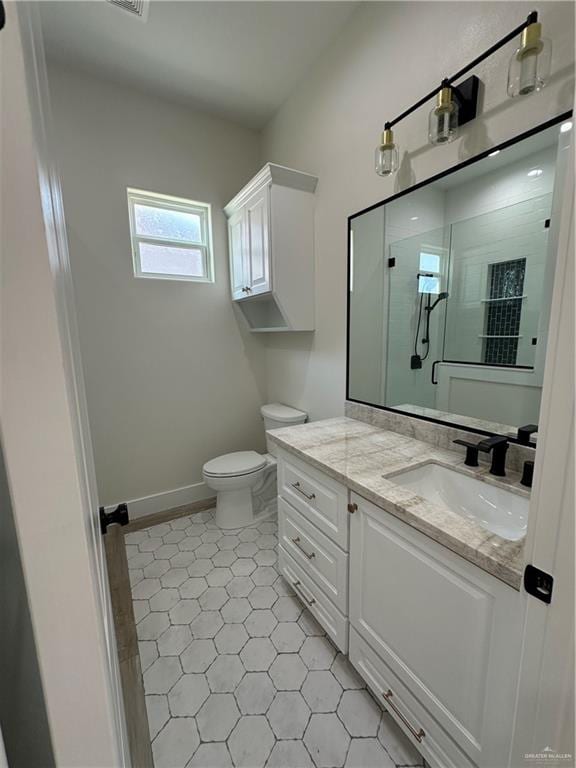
[443,194,552,367]
[385,226,450,410]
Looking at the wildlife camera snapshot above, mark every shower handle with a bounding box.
[431,359,442,385]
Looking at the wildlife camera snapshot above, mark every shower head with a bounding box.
[427,292,449,312]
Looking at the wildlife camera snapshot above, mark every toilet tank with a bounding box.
[261,403,307,454]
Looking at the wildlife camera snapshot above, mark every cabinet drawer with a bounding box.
[278,497,348,613]
[349,628,474,768]
[278,545,348,653]
[278,451,349,550]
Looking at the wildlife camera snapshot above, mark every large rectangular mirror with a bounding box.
[347,114,572,445]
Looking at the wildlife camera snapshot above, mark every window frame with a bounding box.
[127,187,214,283]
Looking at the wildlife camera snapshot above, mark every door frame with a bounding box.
[2,4,129,764]
[510,132,575,765]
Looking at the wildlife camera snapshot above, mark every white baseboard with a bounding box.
[104,481,213,521]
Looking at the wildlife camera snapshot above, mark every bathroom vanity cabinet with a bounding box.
[276,448,523,768]
[224,163,317,332]
[349,493,522,768]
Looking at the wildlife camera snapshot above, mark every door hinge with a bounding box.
[347,502,358,514]
[524,564,554,604]
[99,503,129,535]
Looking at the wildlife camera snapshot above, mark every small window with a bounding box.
[127,188,213,282]
[419,251,440,273]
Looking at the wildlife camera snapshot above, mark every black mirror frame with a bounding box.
[346,110,573,448]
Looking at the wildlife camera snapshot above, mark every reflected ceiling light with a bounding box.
[561,121,573,133]
[507,14,552,97]
[488,149,501,157]
[375,11,555,177]
[527,168,543,177]
[410,216,419,221]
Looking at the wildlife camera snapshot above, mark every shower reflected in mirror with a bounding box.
[347,115,572,444]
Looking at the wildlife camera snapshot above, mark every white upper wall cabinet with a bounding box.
[224,163,318,331]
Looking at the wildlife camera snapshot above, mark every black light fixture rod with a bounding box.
[448,12,537,85]
[387,11,537,130]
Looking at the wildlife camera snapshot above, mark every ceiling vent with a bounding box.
[107,0,149,21]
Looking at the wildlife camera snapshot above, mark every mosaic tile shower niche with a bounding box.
[483,258,527,366]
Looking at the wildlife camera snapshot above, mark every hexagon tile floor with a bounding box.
[126,509,425,768]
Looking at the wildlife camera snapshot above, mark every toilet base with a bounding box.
[215,491,276,530]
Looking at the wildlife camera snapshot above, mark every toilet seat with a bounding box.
[203,451,267,478]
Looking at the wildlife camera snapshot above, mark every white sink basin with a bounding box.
[389,463,528,541]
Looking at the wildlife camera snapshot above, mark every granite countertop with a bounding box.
[267,417,527,589]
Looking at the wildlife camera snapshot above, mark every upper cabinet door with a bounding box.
[245,185,271,296]
[228,209,247,300]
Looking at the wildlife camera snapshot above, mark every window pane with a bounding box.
[134,203,203,242]
[418,274,440,294]
[138,242,206,277]
[419,252,440,272]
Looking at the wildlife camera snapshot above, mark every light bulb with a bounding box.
[428,84,459,145]
[375,126,399,176]
[508,21,552,97]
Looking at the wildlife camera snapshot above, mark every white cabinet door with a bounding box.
[349,493,522,768]
[228,210,247,300]
[245,185,271,295]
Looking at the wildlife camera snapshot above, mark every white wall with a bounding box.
[261,1,575,420]
[46,65,266,507]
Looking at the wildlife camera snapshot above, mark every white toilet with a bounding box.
[202,403,307,529]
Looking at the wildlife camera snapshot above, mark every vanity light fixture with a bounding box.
[375,124,399,177]
[375,11,551,176]
[507,15,552,97]
[428,81,459,144]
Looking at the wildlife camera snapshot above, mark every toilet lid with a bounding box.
[203,451,267,478]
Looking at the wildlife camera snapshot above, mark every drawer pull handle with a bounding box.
[292,579,316,606]
[291,481,316,501]
[291,536,316,559]
[382,690,425,743]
